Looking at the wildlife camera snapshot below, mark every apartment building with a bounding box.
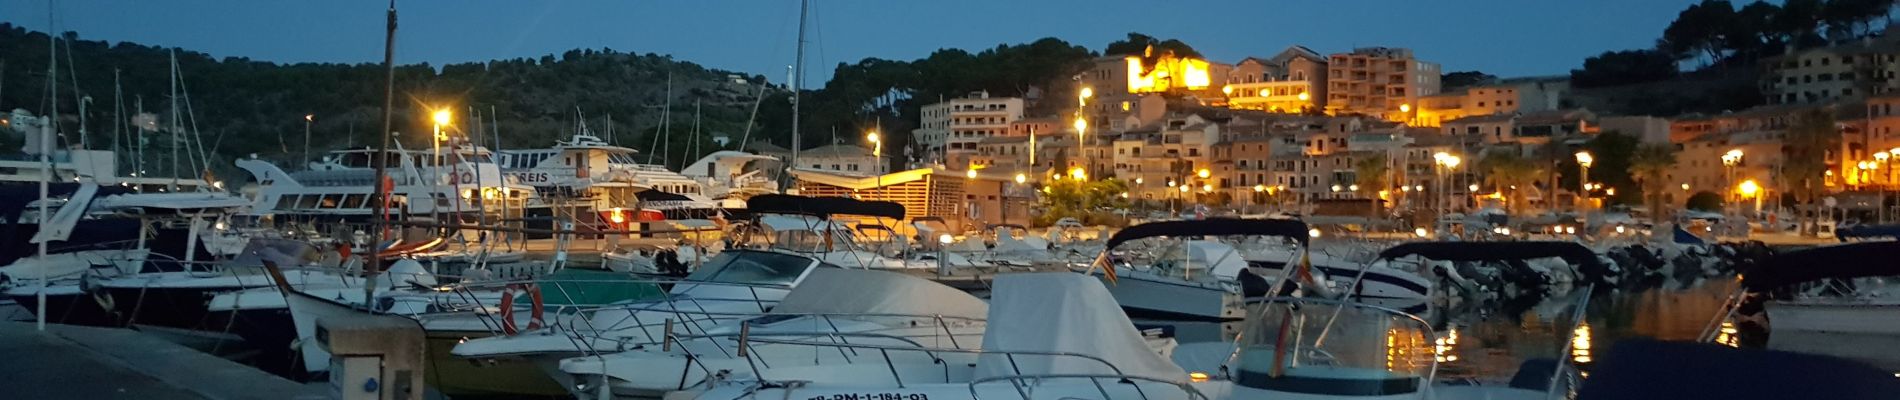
[1226,46,1329,113]
[797,144,882,175]
[1414,78,1567,126]
[1115,114,1223,201]
[914,91,1025,167]
[1761,36,1900,105]
[1325,47,1442,119]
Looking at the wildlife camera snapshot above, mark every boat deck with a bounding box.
[0,321,324,400]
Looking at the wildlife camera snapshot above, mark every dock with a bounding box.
[0,321,324,400]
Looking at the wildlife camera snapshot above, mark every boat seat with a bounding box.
[1576,339,1900,400]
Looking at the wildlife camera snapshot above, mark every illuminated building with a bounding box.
[1325,47,1441,119]
[914,91,1025,167]
[1226,46,1329,113]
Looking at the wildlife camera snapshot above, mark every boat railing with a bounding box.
[1224,296,1439,390]
[724,331,1128,390]
[415,278,792,337]
[571,311,986,370]
[967,374,1209,400]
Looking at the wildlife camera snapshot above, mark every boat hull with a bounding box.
[1097,272,1239,321]
[1766,301,1900,335]
[7,291,118,327]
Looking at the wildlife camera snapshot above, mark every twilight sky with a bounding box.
[4,0,1698,84]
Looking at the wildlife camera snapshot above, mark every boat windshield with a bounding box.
[683,251,814,286]
[607,152,640,165]
[1231,298,1434,396]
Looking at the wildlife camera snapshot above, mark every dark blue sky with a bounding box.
[6,0,1699,84]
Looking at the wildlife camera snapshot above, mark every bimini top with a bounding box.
[633,189,693,202]
[772,268,987,320]
[747,194,905,219]
[1742,241,1900,291]
[1104,218,1310,250]
[1378,241,1598,265]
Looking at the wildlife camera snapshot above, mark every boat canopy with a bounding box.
[1741,241,1900,291]
[634,189,693,202]
[90,192,252,213]
[1104,218,1310,250]
[746,194,905,219]
[771,268,986,320]
[974,273,1186,381]
[1379,241,1597,263]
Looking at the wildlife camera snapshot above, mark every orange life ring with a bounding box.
[497,283,545,335]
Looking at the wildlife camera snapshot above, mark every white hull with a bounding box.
[1098,270,1238,320]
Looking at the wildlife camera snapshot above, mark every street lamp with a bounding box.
[1015,173,1027,184]
[302,114,314,165]
[1575,151,1594,213]
[1197,168,1211,179]
[866,131,882,174]
[966,169,977,179]
[1739,179,1762,215]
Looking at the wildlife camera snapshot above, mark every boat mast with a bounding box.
[36,7,58,332]
[113,69,124,177]
[169,49,180,191]
[790,0,808,181]
[368,0,399,302]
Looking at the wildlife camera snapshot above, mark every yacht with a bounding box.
[558,267,988,399]
[1084,218,1324,320]
[1,187,250,327]
[1717,241,1900,369]
[235,144,531,221]
[665,273,1193,400]
[447,249,834,396]
[679,150,780,206]
[497,134,718,219]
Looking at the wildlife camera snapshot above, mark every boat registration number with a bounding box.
[806,393,928,400]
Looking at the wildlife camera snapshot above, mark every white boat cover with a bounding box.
[974,273,1186,381]
[1179,240,1249,281]
[90,192,252,212]
[771,268,987,320]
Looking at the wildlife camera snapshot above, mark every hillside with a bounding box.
[0,24,786,180]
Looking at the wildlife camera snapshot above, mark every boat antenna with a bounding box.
[367,0,399,304]
[35,3,58,331]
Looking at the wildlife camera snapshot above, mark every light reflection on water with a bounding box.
[1145,280,1738,383]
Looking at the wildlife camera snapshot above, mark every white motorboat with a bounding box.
[668,272,1195,400]
[558,267,989,399]
[448,249,832,395]
[1714,242,1900,369]
[1085,218,1325,320]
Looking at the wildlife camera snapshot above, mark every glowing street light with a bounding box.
[1574,151,1594,168]
[1015,173,1027,184]
[1197,168,1211,179]
[1253,184,1266,192]
[1202,184,1213,192]
[1738,179,1761,197]
[432,109,452,126]
[966,169,978,179]
[1399,103,1412,113]
[1070,167,1088,181]
[1297,92,1311,102]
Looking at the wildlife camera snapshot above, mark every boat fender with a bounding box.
[498,283,546,335]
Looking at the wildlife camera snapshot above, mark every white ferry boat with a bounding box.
[234,143,531,221]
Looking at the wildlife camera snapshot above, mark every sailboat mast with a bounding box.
[168,49,180,191]
[369,0,399,302]
[791,0,808,174]
[114,69,124,177]
[36,9,58,332]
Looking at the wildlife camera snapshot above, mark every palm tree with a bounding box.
[1480,152,1542,215]
[1354,153,1390,217]
[1628,144,1679,225]
[1783,108,1841,236]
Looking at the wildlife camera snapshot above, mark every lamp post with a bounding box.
[431,109,451,223]
[303,114,314,165]
[1880,152,1891,224]
[1722,149,1742,215]
[1077,87,1092,174]
[1575,151,1594,215]
[1433,152,1460,217]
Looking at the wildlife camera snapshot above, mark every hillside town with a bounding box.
[759,37,1900,238]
